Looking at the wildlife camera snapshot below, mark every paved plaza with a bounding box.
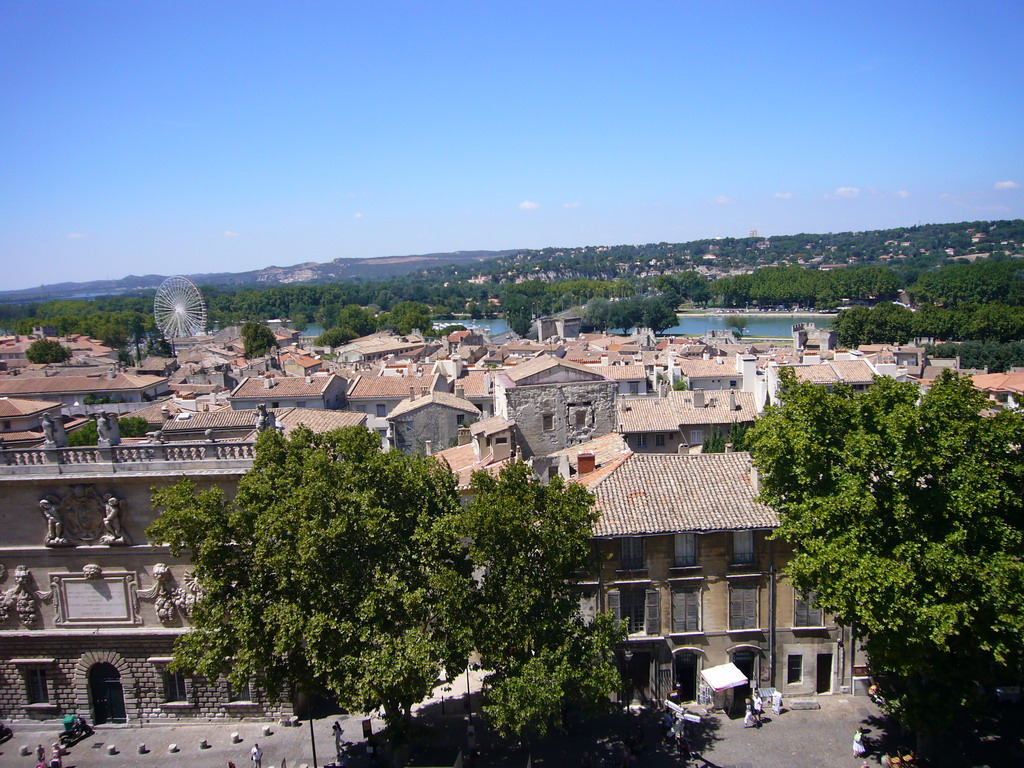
[1,695,1020,768]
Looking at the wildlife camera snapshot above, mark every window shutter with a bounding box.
[607,589,621,621]
[645,588,661,635]
[795,595,808,627]
[672,589,686,633]
[729,587,741,630]
[744,587,757,629]
[685,589,700,632]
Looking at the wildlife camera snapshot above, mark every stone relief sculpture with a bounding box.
[256,403,270,433]
[95,413,111,445]
[39,487,129,547]
[82,563,103,579]
[39,498,68,546]
[0,565,52,626]
[138,563,204,624]
[100,496,125,544]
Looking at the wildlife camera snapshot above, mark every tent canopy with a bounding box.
[700,662,749,691]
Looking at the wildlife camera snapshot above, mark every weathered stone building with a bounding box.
[494,357,618,458]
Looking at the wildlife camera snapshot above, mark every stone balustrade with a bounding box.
[0,441,256,475]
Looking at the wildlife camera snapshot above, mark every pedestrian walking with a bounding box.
[853,727,868,757]
[36,744,45,763]
[251,742,263,768]
[743,698,754,728]
[753,691,764,727]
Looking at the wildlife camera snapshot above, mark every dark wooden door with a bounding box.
[89,663,126,724]
[816,653,833,694]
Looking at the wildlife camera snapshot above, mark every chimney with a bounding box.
[577,451,596,476]
[729,390,737,411]
[305,375,312,384]
[410,386,417,400]
[455,385,465,399]
[692,390,705,408]
[263,376,273,389]
[424,440,433,456]
[725,443,734,453]
[751,465,761,494]
[457,427,471,446]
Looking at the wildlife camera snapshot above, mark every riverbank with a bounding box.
[678,310,836,319]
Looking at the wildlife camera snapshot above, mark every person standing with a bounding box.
[251,742,263,768]
[853,727,867,757]
[753,691,763,727]
[743,698,754,728]
[36,745,46,764]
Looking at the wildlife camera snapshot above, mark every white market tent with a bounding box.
[699,662,749,691]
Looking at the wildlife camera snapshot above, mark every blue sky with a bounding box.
[2,1,1022,290]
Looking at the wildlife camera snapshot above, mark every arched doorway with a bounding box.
[88,663,126,724]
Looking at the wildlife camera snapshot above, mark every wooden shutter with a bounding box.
[731,585,757,630]
[672,589,686,633]
[685,589,700,632]
[607,589,621,621]
[743,587,757,629]
[794,594,809,627]
[645,588,661,635]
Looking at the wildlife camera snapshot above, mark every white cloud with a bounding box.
[773,192,793,199]
[562,202,581,208]
[65,232,86,239]
[518,200,540,210]
[895,190,910,198]
[994,180,1020,191]
[223,230,239,237]
[353,212,363,219]
[710,195,734,204]
[835,187,860,199]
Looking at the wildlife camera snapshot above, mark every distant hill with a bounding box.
[0,250,517,303]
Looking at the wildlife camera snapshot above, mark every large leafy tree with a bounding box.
[462,462,623,737]
[241,321,278,358]
[25,338,71,364]
[749,369,1024,739]
[147,426,474,732]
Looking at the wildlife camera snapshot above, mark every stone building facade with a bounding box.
[0,441,287,724]
[577,451,847,708]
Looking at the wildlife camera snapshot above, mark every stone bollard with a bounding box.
[199,738,211,749]
[231,732,242,743]
[288,715,299,728]
[138,743,148,754]
[107,745,118,755]
[262,724,273,736]
[168,743,179,753]
[19,745,31,757]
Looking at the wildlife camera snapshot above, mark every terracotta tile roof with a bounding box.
[679,358,738,379]
[456,370,495,398]
[470,416,515,437]
[272,407,367,434]
[544,431,630,470]
[592,364,646,381]
[830,359,875,385]
[0,373,169,396]
[0,396,62,418]
[971,372,1024,394]
[388,391,481,419]
[162,410,264,431]
[434,442,509,489]
[348,374,437,400]
[584,452,776,536]
[230,374,339,400]
[504,355,609,383]
[792,363,840,384]
[616,391,757,433]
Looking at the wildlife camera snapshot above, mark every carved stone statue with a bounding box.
[256,403,270,433]
[101,496,125,544]
[41,413,56,447]
[95,413,111,446]
[82,563,103,580]
[39,498,67,546]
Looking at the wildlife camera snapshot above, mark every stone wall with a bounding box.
[504,380,617,458]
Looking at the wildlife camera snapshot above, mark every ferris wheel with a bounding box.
[154,276,207,339]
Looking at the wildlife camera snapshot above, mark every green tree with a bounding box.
[66,416,149,446]
[25,338,71,364]
[315,327,357,348]
[241,321,278,358]
[749,369,1024,746]
[462,462,623,737]
[672,378,688,391]
[701,426,726,453]
[146,426,474,735]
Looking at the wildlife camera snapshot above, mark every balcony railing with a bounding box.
[0,441,256,475]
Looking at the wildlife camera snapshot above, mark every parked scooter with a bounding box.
[57,714,94,746]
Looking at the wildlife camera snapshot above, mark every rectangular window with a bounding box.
[636,434,647,447]
[732,530,755,565]
[629,382,639,395]
[164,671,188,702]
[575,410,587,426]
[671,588,701,633]
[729,585,758,630]
[729,380,737,388]
[26,669,48,704]
[456,414,465,426]
[228,679,252,702]
[620,537,645,570]
[655,433,666,447]
[612,588,654,634]
[794,591,823,627]
[375,403,386,417]
[688,429,703,445]
[673,533,697,567]
[787,654,803,685]
[542,413,554,431]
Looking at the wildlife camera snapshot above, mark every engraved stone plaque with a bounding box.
[52,572,140,625]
